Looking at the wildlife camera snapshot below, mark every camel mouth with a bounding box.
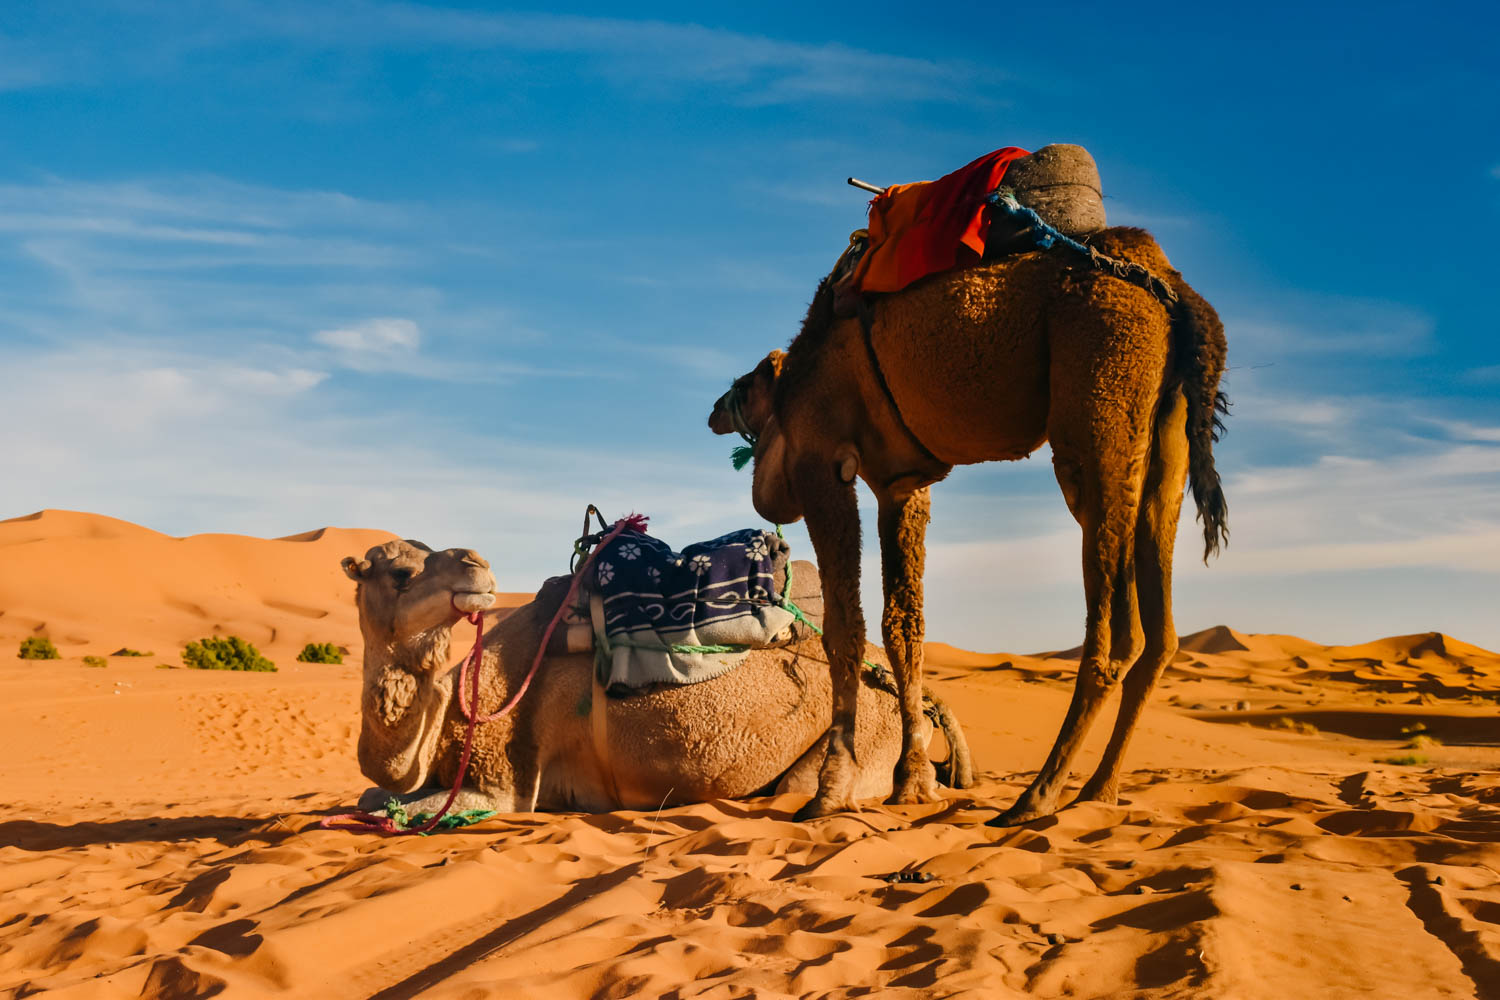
[451,592,497,614]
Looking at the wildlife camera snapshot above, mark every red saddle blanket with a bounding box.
[850,146,1030,295]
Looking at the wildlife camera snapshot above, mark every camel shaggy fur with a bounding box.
[342,538,972,816]
[709,228,1228,824]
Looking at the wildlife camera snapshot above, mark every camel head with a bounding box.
[342,540,497,656]
[708,349,804,524]
[708,349,784,440]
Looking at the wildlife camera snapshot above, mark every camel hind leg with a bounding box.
[990,291,1165,826]
[989,437,1148,825]
[1075,386,1189,804]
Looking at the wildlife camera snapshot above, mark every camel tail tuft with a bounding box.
[1169,273,1230,562]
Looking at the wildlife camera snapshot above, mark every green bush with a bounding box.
[296,642,344,664]
[110,647,152,657]
[1378,754,1429,766]
[82,655,107,668]
[182,636,276,673]
[18,637,59,660]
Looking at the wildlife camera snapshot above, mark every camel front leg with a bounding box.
[796,465,867,821]
[877,487,941,804]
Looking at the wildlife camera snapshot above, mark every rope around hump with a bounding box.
[984,187,1178,307]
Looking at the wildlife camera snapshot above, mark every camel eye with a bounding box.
[390,567,415,590]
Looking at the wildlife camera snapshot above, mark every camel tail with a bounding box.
[923,687,975,789]
[1169,273,1230,562]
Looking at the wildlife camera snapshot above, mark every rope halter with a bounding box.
[723,379,759,449]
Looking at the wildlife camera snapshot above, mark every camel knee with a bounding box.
[881,607,924,657]
[1122,631,1177,695]
[1080,657,1131,696]
[1110,625,1146,670]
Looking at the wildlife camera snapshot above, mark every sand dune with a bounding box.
[3,512,1499,998]
[0,509,532,669]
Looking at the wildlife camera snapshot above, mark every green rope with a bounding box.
[384,797,496,834]
[774,545,894,684]
[608,637,749,655]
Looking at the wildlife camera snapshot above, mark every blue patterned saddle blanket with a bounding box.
[582,527,797,691]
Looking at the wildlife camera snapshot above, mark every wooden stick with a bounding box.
[847,177,884,194]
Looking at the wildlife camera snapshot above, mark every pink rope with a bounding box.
[458,512,647,725]
[321,609,487,835]
[321,513,648,835]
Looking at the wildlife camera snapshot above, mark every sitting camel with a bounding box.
[341,539,972,816]
[709,227,1228,824]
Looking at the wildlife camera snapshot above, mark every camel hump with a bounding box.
[779,559,824,630]
[1003,143,1107,236]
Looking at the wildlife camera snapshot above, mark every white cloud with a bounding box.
[313,317,421,365]
[1227,295,1435,358]
[14,4,986,108]
[1423,418,1500,444]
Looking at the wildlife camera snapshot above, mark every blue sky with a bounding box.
[2,1,1497,651]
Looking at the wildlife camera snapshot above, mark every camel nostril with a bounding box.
[462,550,489,569]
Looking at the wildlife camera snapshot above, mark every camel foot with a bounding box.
[887,760,943,805]
[986,793,1058,828]
[794,795,860,821]
[1073,779,1118,805]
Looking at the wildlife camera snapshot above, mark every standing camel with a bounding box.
[708,227,1228,824]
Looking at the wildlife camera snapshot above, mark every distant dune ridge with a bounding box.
[0,509,526,663]
[2,510,1499,997]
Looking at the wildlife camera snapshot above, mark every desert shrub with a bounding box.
[18,637,59,660]
[82,655,106,668]
[1378,754,1429,766]
[182,636,276,673]
[1406,734,1441,750]
[111,647,152,657]
[1269,716,1319,736]
[296,642,344,664]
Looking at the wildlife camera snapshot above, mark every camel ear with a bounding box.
[341,556,370,581]
[755,350,786,384]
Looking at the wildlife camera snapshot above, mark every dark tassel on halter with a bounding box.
[731,445,754,471]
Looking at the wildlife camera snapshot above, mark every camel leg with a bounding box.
[1075,390,1189,804]
[989,448,1147,827]
[796,467,868,820]
[877,487,942,804]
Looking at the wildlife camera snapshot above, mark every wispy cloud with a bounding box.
[1227,294,1435,359]
[0,336,760,593]
[18,2,987,107]
[313,317,421,370]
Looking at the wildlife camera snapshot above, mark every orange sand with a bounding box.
[3,511,1498,998]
